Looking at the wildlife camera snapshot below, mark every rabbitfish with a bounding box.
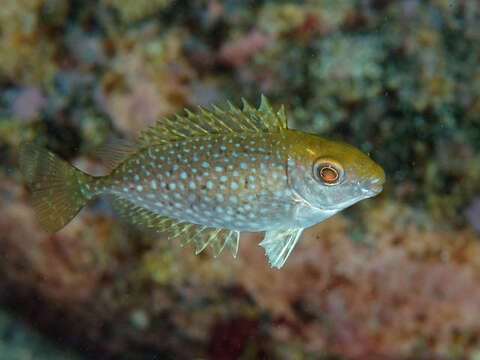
[19,96,385,268]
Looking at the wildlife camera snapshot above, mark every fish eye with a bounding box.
[313,159,344,185]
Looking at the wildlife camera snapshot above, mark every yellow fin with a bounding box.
[182,227,239,258]
[110,197,239,258]
[110,197,179,230]
[95,137,139,172]
[195,228,221,254]
[208,229,239,258]
[137,95,287,145]
[19,143,94,233]
[259,228,304,269]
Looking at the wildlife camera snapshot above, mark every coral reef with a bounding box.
[0,0,480,359]
[0,0,68,84]
[0,310,82,360]
[101,0,172,23]
[96,27,195,135]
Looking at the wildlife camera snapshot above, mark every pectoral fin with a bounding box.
[259,228,304,269]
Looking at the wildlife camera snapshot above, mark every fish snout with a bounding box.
[361,167,385,197]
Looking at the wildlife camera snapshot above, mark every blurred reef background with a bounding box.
[1,0,480,359]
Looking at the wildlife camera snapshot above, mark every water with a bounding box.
[0,1,478,359]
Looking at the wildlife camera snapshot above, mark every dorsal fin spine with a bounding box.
[212,104,241,131]
[181,110,210,135]
[259,95,283,131]
[277,105,287,129]
[136,95,286,146]
[198,107,228,133]
[240,98,263,131]
[168,116,191,137]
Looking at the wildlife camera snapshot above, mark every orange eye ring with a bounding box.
[313,159,344,185]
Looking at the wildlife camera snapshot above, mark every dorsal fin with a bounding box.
[95,137,140,172]
[137,95,287,145]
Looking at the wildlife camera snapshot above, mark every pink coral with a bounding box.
[235,201,480,358]
[218,31,269,68]
[3,171,480,359]
[12,86,46,122]
[466,197,480,234]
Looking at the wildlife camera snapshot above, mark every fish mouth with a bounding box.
[360,175,385,198]
[361,184,383,198]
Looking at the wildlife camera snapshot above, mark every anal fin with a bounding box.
[259,228,304,269]
[110,196,239,258]
[208,229,240,258]
[181,226,239,258]
[109,196,179,230]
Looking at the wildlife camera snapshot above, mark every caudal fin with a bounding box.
[18,143,95,233]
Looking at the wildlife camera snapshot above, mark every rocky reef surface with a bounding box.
[1,1,480,359]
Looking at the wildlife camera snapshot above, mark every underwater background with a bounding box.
[1,0,480,359]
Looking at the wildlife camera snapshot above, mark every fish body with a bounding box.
[102,132,296,232]
[19,96,385,268]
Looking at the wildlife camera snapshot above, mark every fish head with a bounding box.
[288,132,385,213]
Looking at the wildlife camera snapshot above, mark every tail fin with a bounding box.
[18,142,95,233]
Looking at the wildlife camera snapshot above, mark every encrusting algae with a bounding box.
[18,96,385,268]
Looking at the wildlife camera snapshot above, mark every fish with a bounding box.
[18,95,385,269]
